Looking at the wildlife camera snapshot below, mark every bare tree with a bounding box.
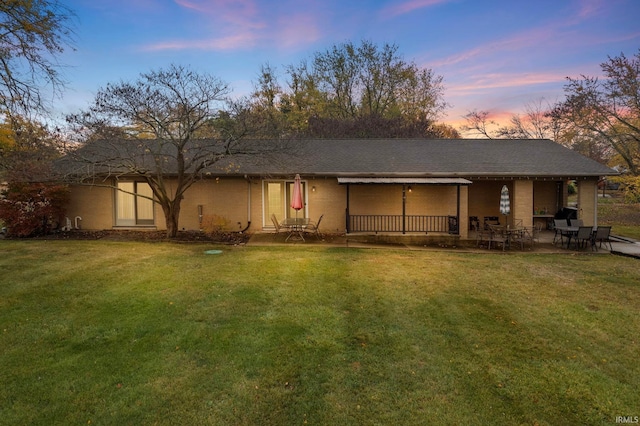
[495,99,559,140]
[462,99,559,140]
[551,50,640,175]
[460,110,497,139]
[65,64,255,238]
[0,0,75,116]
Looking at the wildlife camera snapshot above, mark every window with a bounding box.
[115,181,155,226]
[263,180,306,226]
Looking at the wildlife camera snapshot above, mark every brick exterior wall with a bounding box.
[65,176,593,239]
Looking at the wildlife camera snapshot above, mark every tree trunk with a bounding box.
[162,200,182,238]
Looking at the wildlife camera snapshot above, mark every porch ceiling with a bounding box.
[337,177,472,185]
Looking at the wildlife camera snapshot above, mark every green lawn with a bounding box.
[1,241,639,425]
[598,196,640,240]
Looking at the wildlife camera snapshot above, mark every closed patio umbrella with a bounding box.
[291,174,304,215]
[500,184,510,225]
[287,174,305,241]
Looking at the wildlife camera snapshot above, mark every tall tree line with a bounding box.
[248,41,456,138]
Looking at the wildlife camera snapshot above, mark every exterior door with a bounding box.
[263,180,306,226]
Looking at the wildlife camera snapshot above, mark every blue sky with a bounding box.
[57,0,639,130]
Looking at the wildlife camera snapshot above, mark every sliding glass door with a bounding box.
[263,180,306,226]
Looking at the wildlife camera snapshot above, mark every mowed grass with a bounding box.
[598,196,640,240]
[1,241,639,425]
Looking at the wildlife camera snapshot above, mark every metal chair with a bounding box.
[573,226,594,250]
[553,219,568,245]
[592,226,613,251]
[487,225,507,251]
[271,214,286,240]
[514,224,541,249]
[304,214,324,239]
[484,216,500,230]
[570,218,584,227]
[472,220,489,247]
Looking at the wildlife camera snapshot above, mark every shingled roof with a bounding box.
[227,138,617,178]
[60,138,617,179]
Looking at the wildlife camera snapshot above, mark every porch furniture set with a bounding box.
[271,214,324,242]
[476,223,541,251]
[553,219,613,251]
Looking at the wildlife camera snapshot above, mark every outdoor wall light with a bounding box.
[312,186,316,192]
[408,186,412,193]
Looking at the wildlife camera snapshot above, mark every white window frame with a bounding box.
[262,179,307,227]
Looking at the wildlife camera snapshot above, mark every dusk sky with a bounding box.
[57,0,639,131]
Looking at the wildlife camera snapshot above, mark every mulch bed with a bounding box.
[14,230,251,245]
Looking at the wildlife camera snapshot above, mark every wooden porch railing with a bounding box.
[347,214,459,234]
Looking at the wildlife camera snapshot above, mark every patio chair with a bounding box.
[484,216,500,230]
[271,214,286,240]
[469,216,480,231]
[532,223,543,246]
[570,218,584,227]
[572,226,594,250]
[592,226,613,251]
[304,214,324,240]
[487,225,508,251]
[509,228,526,250]
[472,220,489,247]
[512,224,541,250]
[553,219,568,245]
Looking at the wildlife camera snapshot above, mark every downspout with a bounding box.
[345,183,350,233]
[594,178,599,227]
[456,185,461,235]
[239,176,251,233]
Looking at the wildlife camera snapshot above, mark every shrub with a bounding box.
[0,183,69,237]
[611,175,640,203]
[201,214,230,233]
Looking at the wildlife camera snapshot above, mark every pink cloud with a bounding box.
[449,72,566,95]
[426,0,633,72]
[380,0,454,17]
[575,0,607,20]
[429,26,557,70]
[141,0,323,52]
[174,0,263,29]
[274,14,323,48]
[143,33,259,51]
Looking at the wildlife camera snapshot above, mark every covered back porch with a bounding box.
[338,176,600,241]
[339,177,472,238]
[467,177,599,231]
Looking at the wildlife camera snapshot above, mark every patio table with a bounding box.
[282,217,310,242]
[488,225,526,250]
